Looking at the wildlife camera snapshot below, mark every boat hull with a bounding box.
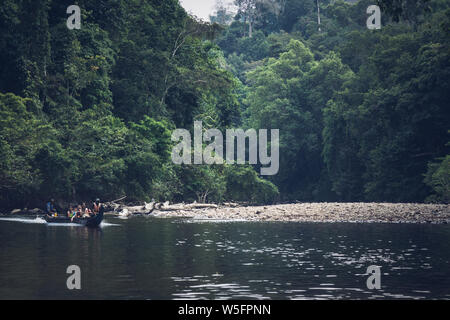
[44,207,104,228]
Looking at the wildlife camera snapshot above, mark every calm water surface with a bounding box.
[0,216,449,300]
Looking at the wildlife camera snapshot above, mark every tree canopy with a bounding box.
[0,0,449,209]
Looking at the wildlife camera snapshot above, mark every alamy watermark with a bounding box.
[367,5,382,30]
[66,265,81,290]
[366,265,381,290]
[171,121,279,176]
[67,5,81,30]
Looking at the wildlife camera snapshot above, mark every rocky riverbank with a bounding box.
[107,202,450,224]
[3,202,449,224]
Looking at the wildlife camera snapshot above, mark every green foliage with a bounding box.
[377,0,432,24]
[245,40,352,200]
[0,93,52,206]
[217,0,450,203]
[174,164,279,204]
[224,165,279,204]
[176,165,227,203]
[322,5,450,202]
[424,155,450,203]
[0,0,277,209]
[1,0,449,208]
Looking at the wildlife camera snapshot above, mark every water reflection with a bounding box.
[0,217,449,299]
[167,220,450,300]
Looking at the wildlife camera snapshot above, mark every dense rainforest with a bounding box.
[0,0,449,210]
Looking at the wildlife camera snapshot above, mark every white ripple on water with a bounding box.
[0,216,81,227]
[100,221,121,227]
[0,217,46,224]
[0,216,119,227]
[171,278,273,300]
[46,221,120,227]
[47,223,82,227]
[168,221,447,299]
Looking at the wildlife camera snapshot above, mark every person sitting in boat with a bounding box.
[81,202,92,218]
[70,205,82,222]
[46,199,58,217]
[77,205,83,217]
[67,206,74,218]
[92,198,101,215]
[79,202,91,218]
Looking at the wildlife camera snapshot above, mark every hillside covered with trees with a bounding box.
[0,0,449,210]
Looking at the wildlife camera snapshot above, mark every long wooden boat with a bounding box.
[44,207,104,228]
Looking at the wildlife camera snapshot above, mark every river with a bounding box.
[0,216,449,299]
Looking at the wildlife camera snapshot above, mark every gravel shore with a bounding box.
[149,203,450,224]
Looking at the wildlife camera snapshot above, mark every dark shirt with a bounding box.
[46,202,55,213]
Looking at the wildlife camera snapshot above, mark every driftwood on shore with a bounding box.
[159,203,218,211]
[103,201,220,217]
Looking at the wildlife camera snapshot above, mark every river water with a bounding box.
[0,216,449,300]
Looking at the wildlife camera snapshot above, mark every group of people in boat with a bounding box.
[46,198,102,221]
